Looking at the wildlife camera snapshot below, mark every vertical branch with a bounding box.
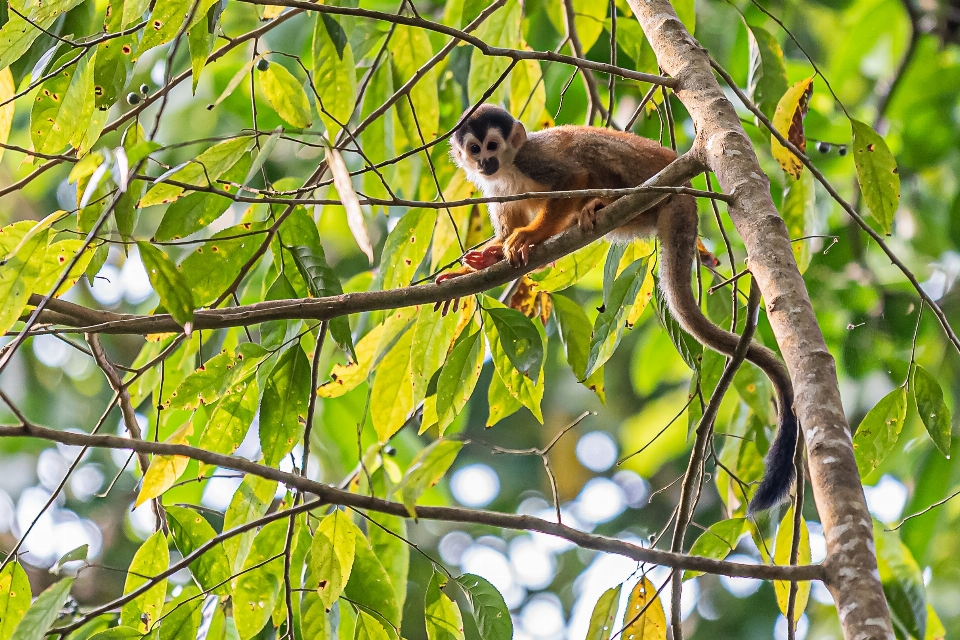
[561,0,613,126]
[786,442,806,640]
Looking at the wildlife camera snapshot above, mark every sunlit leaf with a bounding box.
[469,0,521,105]
[621,576,666,640]
[771,77,813,180]
[411,304,459,406]
[312,14,357,137]
[0,0,85,73]
[371,328,416,443]
[343,522,400,628]
[158,585,203,640]
[165,506,232,596]
[120,531,168,632]
[509,56,547,130]
[486,367,523,427]
[198,377,259,467]
[187,2,219,93]
[528,240,607,292]
[553,294,605,402]
[233,520,285,640]
[259,344,311,467]
[585,585,621,640]
[138,241,195,331]
[0,68,14,165]
[178,221,267,307]
[391,25,439,143]
[426,572,465,640]
[397,439,463,517]
[455,574,512,640]
[853,386,908,476]
[258,61,312,129]
[135,421,193,507]
[483,297,544,422]
[0,227,48,336]
[912,366,952,458]
[354,610,391,640]
[30,52,92,154]
[585,257,649,378]
[9,578,72,640]
[138,0,219,55]
[310,510,356,610]
[436,328,484,433]
[782,166,815,273]
[223,476,278,571]
[0,562,31,640]
[851,118,900,235]
[684,518,747,580]
[369,511,410,612]
[485,306,544,383]
[140,136,255,206]
[773,507,811,617]
[381,209,437,290]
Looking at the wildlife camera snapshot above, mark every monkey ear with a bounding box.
[508,121,527,148]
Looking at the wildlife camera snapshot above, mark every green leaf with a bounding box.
[310,510,356,610]
[781,166,815,274]
[120,531,169,632]
[354,610,392,640]
[222,476,278,571]
[165,506,232,596]
[380,209,437,290]
[426,573,465,640]
[411,305,459,406]
[552,294,605,402]
[747,26,788,121]
[259,345,311,467]
[198,377,259,464]
[0,562,31,640]
[732,362,775,426]
[368,512,410,612]
[140,136,255,207]
[913,366,952,458]
[138,0,219,55]
[165,349,233,410]
[397,439,463,517]
[853,387,908,476]
[875,522,927,640]
[233,520,285,640]
[528,240,607,292]
[158,585,203,640]
[772,508,811,617]
[585,257,649,378]
[259,62,312,129]
[485,307,544,383]
[436,330,484,433]
[371,328,415,443]
[684,518,747,580]
[454,574,513,640]
[343,524,400,629]
[87,626,142,640]
[312,14,357,137]
[585,585,621,640]
[137,241,196,330]
[468,0,521,105]
[653,281,703,371]
[154,153,252,241]
[31,50,94,154]
[9,578,73,640]
[281,208,354,359]
[851,118,900,235]
[187,2,219,93]
[0,0,85,73]
[486,368,522,427]
[390,25,440,143]
[177,221,267,307]
[0,227,48,336]
[483,298,544,422]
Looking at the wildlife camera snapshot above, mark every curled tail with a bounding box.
[657,196,798,513]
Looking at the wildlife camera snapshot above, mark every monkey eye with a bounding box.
[487,141,498,151]
[469,144,481,154]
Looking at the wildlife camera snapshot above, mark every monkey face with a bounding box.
[455,129,507,176]
[450,105,528,182]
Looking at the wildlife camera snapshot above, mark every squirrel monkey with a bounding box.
[439,105,798,512]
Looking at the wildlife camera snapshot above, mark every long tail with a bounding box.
[657,196,798,513]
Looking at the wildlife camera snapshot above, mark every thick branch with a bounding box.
[628,3,893,639]
[0,421,823,582]
[28,155,704,335]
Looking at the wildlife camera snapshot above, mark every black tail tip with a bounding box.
[746,409,800,515]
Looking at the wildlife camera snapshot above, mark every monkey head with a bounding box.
[450,105,527,180]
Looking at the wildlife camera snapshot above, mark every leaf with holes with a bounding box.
[233,520,285,640]
[259,345,311,467]
[913,366,952,458]
[851,118,900,235]
[119,531,168,632]
[380,208,437,290]
[165,506,231,596]
[585,257,649,379]
[310,510,356,610]
[455,574,512,640]
[138,242,195,330]
[585,584,621,640]
[853,387,908,476]
[0,562,30,640]
[621,576,666,640]
[771,77,813,179]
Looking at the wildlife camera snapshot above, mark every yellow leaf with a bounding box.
[135,422,194,507]
[317,323,384,398]
[0,68,14,165]
[622,576,667,640]
[770,77,814,179]
[773,506,811,618]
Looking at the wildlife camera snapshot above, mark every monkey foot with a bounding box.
[464,245,505,270]
[577,199,607,231]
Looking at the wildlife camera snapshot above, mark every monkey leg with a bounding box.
[503,174,591,265]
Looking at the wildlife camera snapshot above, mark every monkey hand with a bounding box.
[576,198,608,231]
[464,245,505,270]
[503,229,536,266]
